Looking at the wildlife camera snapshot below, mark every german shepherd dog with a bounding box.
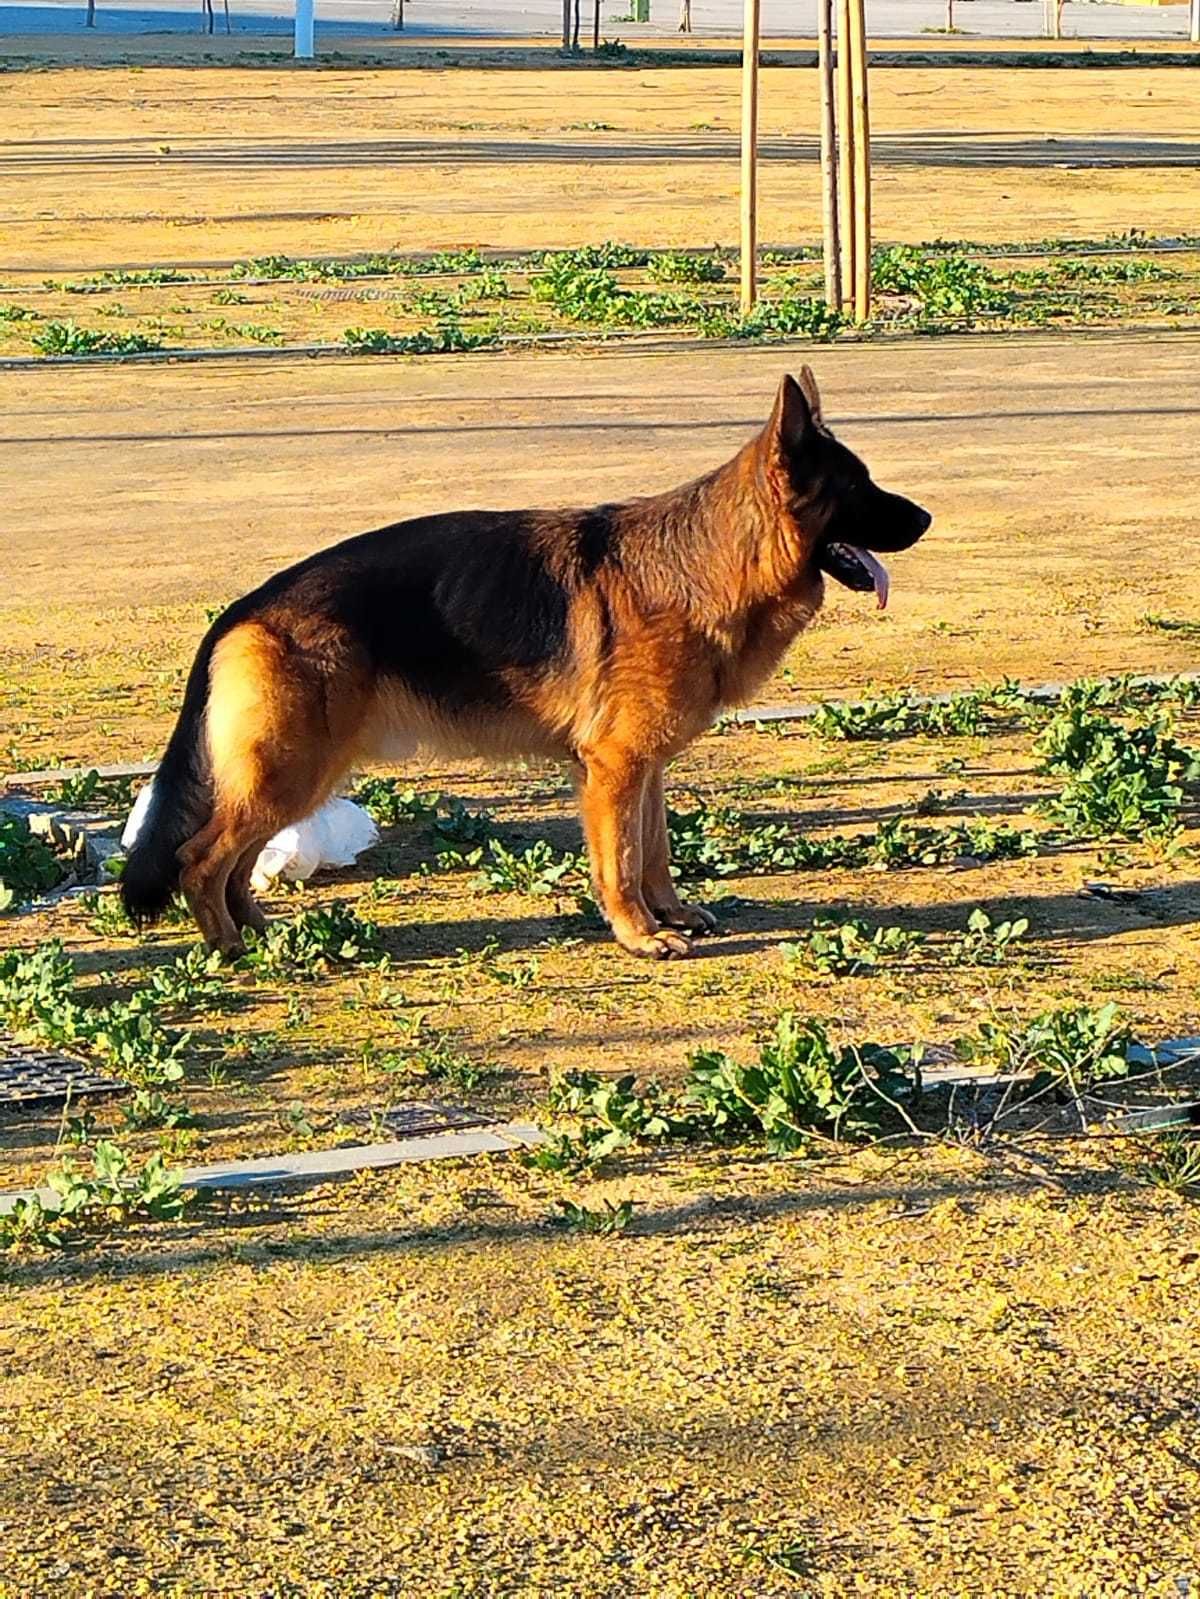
[122,369,930,959]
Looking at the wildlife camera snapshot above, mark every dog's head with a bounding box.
[760,368,931,608]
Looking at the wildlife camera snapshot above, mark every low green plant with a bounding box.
[811,681,1034,741]
[1126,1132,1200,1196]
[549,1070,680,1162]
[240,903,385,977]
[477,839,582,896]
[647,251,725,284]
[353,775,440,826]
[144,946,227,1008]
[388,1025,498,1092]
[43,768,136,809]
[0,815,64,910]
[780,917,923,977]
[547,1016,914,1160]
[721,293,846,342]
[32,321,162,356]
[665,801,1041,880]
[945,908,1029,967]
[1141,614,1200,641]
[1035,689,1199,841]
[955,1002,1134,1096]
[0,1140,189,1250]
[550,1197,635,1235]
[685,1013,913,1149]
[342,322,499,356]
[873,246,1012,321]
[121,1089,196,1131]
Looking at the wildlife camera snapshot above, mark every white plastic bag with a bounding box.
[122,784,379,890]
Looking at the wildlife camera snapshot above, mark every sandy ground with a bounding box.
[3,48,1200,1599]
[3,334,1199,775]
[3,61,1200,274]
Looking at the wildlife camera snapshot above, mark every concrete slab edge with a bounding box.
[0,1121,545,1217]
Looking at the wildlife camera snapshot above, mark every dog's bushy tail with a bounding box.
[120,638,217,924]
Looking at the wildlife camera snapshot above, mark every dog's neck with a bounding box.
[622,432,821,625]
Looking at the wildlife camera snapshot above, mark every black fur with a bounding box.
[120,633,217,922]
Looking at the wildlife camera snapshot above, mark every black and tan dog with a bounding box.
[122,369,930,958]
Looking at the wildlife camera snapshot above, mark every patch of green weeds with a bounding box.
[647,251,725,284]
[944,908,1029,967]
[352,775,441,826]
[1035,687,1199,841]
[0,815,63,910]
[1125,1132,1200,1197]
[0,1140,189,1251]
[550,1197,635,1235]
[32,321,163,356]
[342,322,499,355]
[873,246,1012,322]
[780,917,923,977]
[240,903,385,978]
[42,768,136,809]
[548,1014,916,1160]
[955,1002,1134,1098]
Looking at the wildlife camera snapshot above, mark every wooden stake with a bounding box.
[817,0,841,312]
[836,0,855,308]
[594,0,601,50]
[847,0,871,321]
[739,0,761,314]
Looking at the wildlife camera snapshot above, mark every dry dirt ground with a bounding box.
[4,55,1200,276]
[3,333,1200,1599]
[2,47,1200,1599]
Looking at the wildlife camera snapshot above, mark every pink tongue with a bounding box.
[849,545,890,610]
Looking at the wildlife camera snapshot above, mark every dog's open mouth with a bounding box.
[819,542,890,610]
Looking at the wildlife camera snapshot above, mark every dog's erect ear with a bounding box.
[766,372,817,458]
[796,364,823,426]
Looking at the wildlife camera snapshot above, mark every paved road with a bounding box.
[4,332,1199,692]
[2,0,1194,40]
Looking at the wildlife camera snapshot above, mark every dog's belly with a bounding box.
[358,679,572,766]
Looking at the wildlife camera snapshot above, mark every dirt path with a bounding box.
[3,62,1199,273]
[4,333,1199,768]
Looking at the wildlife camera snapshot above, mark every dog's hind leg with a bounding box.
[187,619,369,954]
[179,814,267,956]
[640,762,717,936]
[577,747,690,960]
[226,837,270,935]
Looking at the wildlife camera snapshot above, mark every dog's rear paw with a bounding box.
[621,928,693,960]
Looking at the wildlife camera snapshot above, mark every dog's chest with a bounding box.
[714,591,818,707]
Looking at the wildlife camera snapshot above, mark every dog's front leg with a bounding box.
[640,763,718,936]
[577,749,691,959]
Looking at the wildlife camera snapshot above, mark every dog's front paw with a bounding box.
[619,928,693,960]
[654,902,718,935]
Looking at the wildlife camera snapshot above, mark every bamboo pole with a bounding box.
[836,0,855,308]
[817,0,841,313]
[847,0,871,322]
[739,0,761,313]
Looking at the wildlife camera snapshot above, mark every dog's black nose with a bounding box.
[914,506,933,536]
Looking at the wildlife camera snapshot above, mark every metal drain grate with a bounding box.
[341,1102,494,1138]
[0,1034,128,1111]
